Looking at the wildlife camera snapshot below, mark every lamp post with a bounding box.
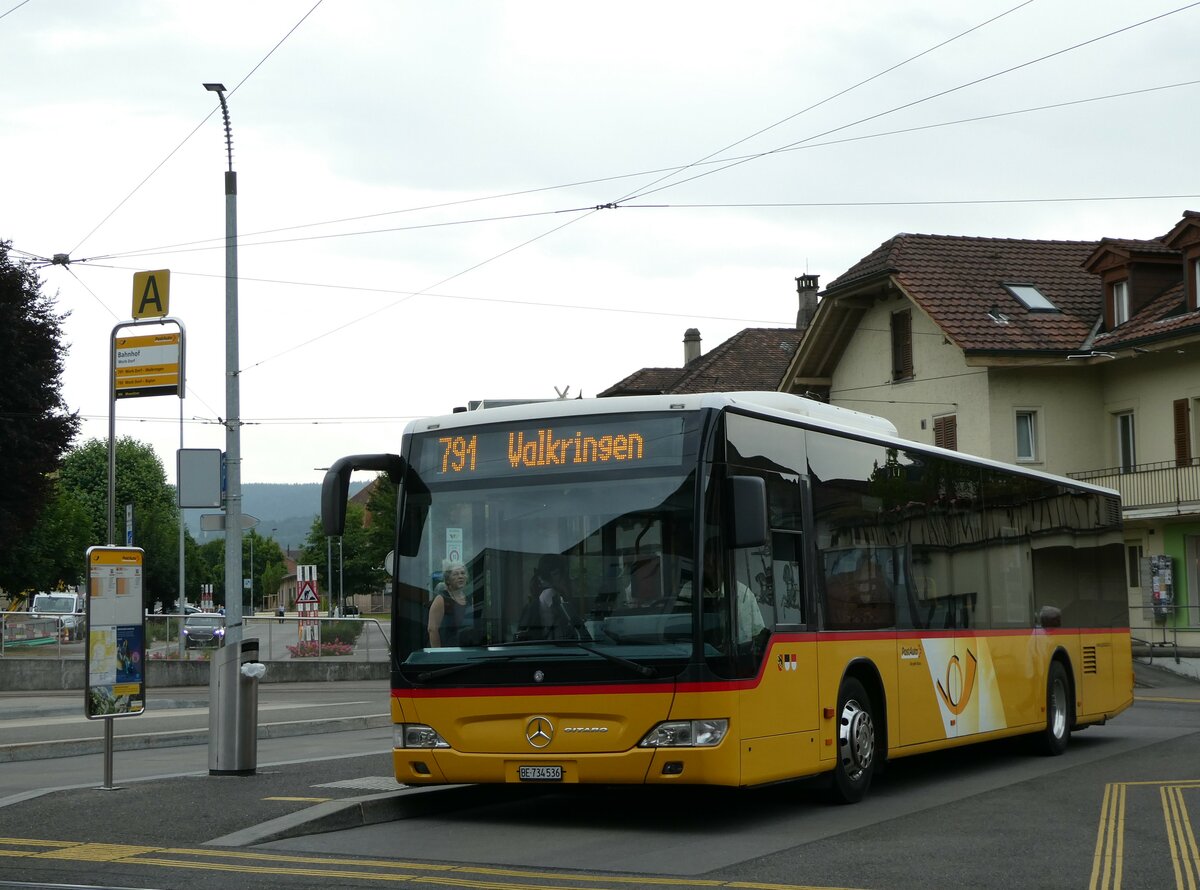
[203,81,254,776]
[248,530,254,615]
[203,82,244,638]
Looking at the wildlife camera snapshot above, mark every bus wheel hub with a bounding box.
[838,700,874,777]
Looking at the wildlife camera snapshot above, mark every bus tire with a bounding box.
[1038,660,1072,756]
[830,676,876,804]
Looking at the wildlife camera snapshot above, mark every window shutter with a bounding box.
[891,310,913,380]
[1174,398,1192,467]
[934,414,958,451]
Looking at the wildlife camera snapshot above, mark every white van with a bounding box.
[30,592,85,641]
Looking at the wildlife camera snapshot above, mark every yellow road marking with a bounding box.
[1092,782,1200,890]
[0,838,866,890]
[1161,784,1200,890]
[1136,695,1200,704]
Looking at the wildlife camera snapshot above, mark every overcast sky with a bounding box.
[5,0,1199,485]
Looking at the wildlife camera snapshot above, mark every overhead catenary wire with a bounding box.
[28,2,1200,383]
[81,260,796,326]
[70,76,1200,265]
[67,0,327,257]
[46,0,1037,321]
[0,0,31,22]
[604,0,1038,207]
[619,0,1200,205]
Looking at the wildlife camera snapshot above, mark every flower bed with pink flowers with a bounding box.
[286,640,355,658]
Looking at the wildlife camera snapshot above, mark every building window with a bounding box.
[1193,258,1200,311]
[1126,543,1143,588]
[1175,398,1193,467]
[1015,410,1038,462]
[1003,283,1058,312]
[891,309,913,381]
[1116,411,1136,473]
[933,414,957,451]
[1111,280,1130,327]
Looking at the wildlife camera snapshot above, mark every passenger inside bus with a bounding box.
[516,554,588,641]
[427,560,472,647]
[681,546,766,647]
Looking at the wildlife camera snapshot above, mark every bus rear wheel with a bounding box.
[830,676,876,804]
[1038,660,1072,756]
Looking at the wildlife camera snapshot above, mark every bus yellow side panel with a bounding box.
[814,637,898,763]
[740,639,819,737]
[1077,631,1134,722]
[736,638,821,785]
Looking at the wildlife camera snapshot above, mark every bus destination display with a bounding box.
[417,416,687,479]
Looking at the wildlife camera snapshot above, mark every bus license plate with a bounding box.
[519,765,562,781]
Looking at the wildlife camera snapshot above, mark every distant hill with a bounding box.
[183,481,367,551]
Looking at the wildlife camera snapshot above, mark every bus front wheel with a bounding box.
[1038,660,1072,756]
[830,676,876,804]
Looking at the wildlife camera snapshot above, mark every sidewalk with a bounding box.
[1133,658,1200,695]
[0,680,391,762]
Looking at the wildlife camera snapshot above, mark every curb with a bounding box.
[205,784,535,847]
[0,713,391,763]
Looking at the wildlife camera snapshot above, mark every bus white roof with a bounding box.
[405,391,1117,498]
[411,391,896,436]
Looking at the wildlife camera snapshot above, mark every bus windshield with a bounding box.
[392,416,709,671]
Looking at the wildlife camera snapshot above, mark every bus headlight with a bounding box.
[395,724,450,749]
[639,719,728,748]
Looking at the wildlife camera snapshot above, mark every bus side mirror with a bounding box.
[726,475,768,550]
[320,453,405,536]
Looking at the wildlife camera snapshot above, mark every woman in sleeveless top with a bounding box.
[427,562,469,647]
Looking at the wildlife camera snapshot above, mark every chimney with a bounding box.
[796,274,819,330]
[683,328,701,365]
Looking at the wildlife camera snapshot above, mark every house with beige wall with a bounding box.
[780,212,1200,652]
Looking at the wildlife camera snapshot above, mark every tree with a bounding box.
[300,502,385,609]
[364,474,398,568]
[57,437,180,610]
[0,241,80,596]
[0,480,91,597]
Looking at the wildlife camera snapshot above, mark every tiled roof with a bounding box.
[670,328,802,393]
[597,367,684,397]
[599,328,801,397]
[1094,282,1200,348]
[827,234,1103,353]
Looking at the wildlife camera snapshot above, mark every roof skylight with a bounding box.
[1003,283,1058,312]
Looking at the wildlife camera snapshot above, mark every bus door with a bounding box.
[896,546,964,747]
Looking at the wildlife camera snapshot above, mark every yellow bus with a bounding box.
[321,391,1132,802]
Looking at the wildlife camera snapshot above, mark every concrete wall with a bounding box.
[0,658,388,691]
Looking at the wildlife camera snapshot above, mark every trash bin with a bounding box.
[208,638,263,775]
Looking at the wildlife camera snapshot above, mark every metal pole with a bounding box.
[101,718,114,790]
[107,344,117,546]
[204,82,254,776]
[249,532,254,616]
[178,393,185,636]
[327,536,333,617]
[338,536,344,617]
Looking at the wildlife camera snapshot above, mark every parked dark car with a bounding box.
[182,613,225,649]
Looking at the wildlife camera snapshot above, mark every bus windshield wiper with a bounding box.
[556,640,658,678]
[409,655,519,684]
[475,639,658,677]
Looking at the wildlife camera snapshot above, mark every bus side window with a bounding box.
[772,531,804,625]
[731,545,771,671]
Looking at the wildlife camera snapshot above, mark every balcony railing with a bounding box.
[1069,457,1200,512]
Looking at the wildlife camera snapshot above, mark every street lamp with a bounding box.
[202,81,244,636]
[203,81,254,776]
